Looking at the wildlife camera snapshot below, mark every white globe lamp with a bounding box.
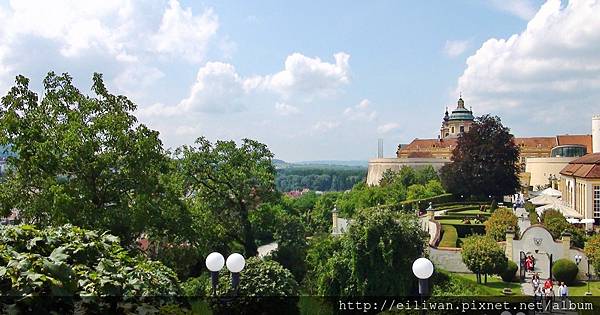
[226,253,246,273]
[205,252,225,272]
[412,257,434,280]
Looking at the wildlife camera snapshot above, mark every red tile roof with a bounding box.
[556,135,593,152]
[560,153,600,179]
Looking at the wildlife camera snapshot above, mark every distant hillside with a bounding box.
[273,159,367,192]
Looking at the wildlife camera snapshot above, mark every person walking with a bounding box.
[559,282,568,297]
[532,273,540,293]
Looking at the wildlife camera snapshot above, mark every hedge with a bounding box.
[435,215,489,221]
[451,224,486,237]
[439,225,458,247]
[399,193,456,210]
[500,261,518,282]
[552,259,579,285]
[434,201,489,208]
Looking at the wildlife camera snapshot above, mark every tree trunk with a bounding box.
[484,273,487,284]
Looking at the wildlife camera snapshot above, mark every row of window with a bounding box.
[594,185,600,219]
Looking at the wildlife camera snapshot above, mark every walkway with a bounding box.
[514,206,531,237]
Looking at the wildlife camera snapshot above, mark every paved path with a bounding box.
[257,242,278,258]
[514,206,531,236]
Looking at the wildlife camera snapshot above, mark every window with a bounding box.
[451,126,455,134]
[460,125,465,133]
[594,185,600,218]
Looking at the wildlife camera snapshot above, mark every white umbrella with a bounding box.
[580,219,595,224]
[529,194,559,206]
[566,218,580,224]
[536,202,583,219]
[540,187,562,197]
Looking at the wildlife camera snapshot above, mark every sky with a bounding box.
[0,0,599,162]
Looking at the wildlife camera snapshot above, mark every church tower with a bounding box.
[440,96,474,139]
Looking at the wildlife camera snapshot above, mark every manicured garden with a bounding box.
[435,202,495,248]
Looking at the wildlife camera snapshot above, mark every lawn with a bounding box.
[453,273,523,296]
[568,281,600,296]
[439,224,458,247]
[454,209,489,215]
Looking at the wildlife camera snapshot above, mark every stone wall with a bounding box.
[366,158,449,186]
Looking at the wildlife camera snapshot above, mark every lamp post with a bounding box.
[575,254,592,295]
[412,257,434,315]
[205,252,246,296]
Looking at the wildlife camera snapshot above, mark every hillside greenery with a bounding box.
[275,167,366,192]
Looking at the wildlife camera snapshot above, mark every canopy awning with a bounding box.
[536,202,583,219]
[540,187,562,197]
[567,218,580,224]
[581,219,595,224]
[529,194,559,206]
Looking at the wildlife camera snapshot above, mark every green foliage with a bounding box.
[461,235,507,283]
[249,202,285,245]
[146,243,202,280]
[440,115,520,197]
[585,234,600,276]
[0,73,191,246]
[0,224,180,311]
[500,261,518,282]
[181,275,210,297]
[431,270,487,296]
[551,259,579,285]
[176,137,277,257]
[302,234,342,295]
[209,257,299,314]
[542,209,571,239]
[528,209,539,224]
[272,214,308,281]
[490,200,498,212]
[398,193,456,211]
[317,209,426,296]
[484,208,519,241]
[275,167,366,192]
[439,225,458,247]
[524,201,536,213]
[308,192,340,235]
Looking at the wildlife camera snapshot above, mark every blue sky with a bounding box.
[1,0,598,161]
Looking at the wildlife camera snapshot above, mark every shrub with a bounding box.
[500,261,518,282]
[528,210,539,224]
[490,200,498,212]
[484,208,519,241]
[585,235,600,276]
[181,275,209,297]
[0,224,180,313]
[551,259,578,285]
[209,257,299,313]
[439,225,458,247]
[461,235,507,284]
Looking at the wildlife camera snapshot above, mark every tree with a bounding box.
[0,224,180,313]
[484,208,519,241]
[461,235,507,283]
[440,115,520,198]
[584,234,600,275]
[319,209,426,296]
[0,73,190,246]
[271,214,308,281]
[176,137,277,256]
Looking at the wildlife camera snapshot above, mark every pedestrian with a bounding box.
[532,273,540,292]
[544,278,553,290]
[525,256,533,272]
[559,282,568,297]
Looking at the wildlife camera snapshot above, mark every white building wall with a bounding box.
[593,115,600,153]
[525,157,575,188]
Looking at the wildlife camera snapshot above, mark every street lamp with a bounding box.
[226,253,246,293]
[413,258,434,315]
[206,252,225,296]
[205,252,246,296]
[574,254,592,296]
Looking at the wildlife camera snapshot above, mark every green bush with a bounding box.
[500,261,518,282]
[552,259,579,285]
[439,225,458,247]
[452,224,486,237]
[528,210,539,224]
[399,193,456,210]
[181,275,209,297]
[0,224,180,313]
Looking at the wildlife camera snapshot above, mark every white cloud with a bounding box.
[343,99,377,121]
[457,0,600,120]
[0,0,221,98]
[275,102,300,116]
[152,0,219,63]
[377,123,400,134]
[142,52,352,116]
[180,62,246,113]
[489,0,540,20]
[312,121,340,132]
[443,40,470,57]
[251,52,351,99]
